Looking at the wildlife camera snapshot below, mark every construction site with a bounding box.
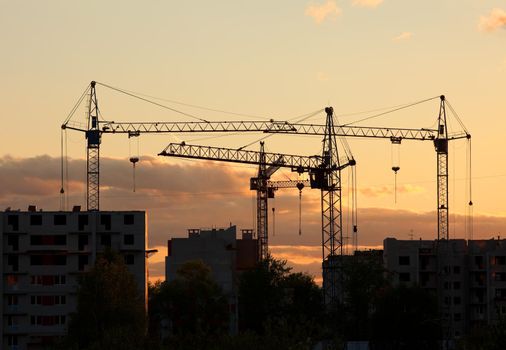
[3,80,495,350]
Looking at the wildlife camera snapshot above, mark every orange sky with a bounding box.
[1,1,506,281]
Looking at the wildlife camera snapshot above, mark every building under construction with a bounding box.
[384,237,506,340]
[0,207,148,350]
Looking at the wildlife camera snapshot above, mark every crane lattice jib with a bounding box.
[63,120,297,134]
[63,120,469,141]
[159,143,339,172]
[267,123,469,141]
[267,180,311,189]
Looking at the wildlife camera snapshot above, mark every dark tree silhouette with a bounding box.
[64,250,146,350]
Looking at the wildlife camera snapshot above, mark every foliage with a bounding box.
[238,255,324,348]
[150,260,230,348]
[370,284,441,350]
[457,317,506,350]
[340,255,390,340]
[63,249,146,350]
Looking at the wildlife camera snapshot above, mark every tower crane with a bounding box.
[62,81,470,306]
[158,139,356,304]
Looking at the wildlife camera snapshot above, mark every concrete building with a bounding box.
[165,225,258,334]
[1,208,147,350]
[384,237,506,339]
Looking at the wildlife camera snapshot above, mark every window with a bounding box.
[399,256,410,266]
[33,315,66,326]
[7,335,18,346]
[101,234,111,247]
[100,214,111,230]
[496,256,506,265]
[7,214,19,231]
[124,214,134,225]
[7,295,18,305]
[8,255,19,271]
[475,256,484,269]
[78,234,88,251]
[495,272,506,281]
[454,281,461,290]
[78,214,88,231]
[399,272,410,282]
[454,313,462,322]
[31,235,67,246]
[124,254,135,265]
[54,214,66,225]
[31,296,36,304]
[454,296,461,305]
[30,214,42,225]
[78,255,89,271]
[30,255,66,266]
[7,235,19,251]
[124,234,134,245]
[444,282,450,290]
[453,266,461,274]
[7,275,18,286]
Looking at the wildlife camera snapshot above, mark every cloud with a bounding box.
[479,8,506,32]
[352,0,384,8]
[305,1,342,24]
[3,155,506,282]
[392,32,413,42]
[317,72,330,81]
[359,184,424,198]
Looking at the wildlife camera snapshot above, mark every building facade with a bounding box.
[165,225,258,334]
[384,237,506,339]
[1,208,147,350]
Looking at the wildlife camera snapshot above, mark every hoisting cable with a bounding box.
[342,95,441,127]
[62,84,91,125]
[351,164,358,252]
[129,136,140,192]
[65,130,69,210]
[391,138,401,203]
[272,196,276,237]
[297,181,305,235]
[236,108,324,151]
[93,84,271,120]
[467,138,474,240]
[60,129,65,211]
[96,82,209,123]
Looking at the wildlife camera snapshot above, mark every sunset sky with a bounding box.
[1,1,505,281]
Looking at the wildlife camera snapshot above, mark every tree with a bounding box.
[370,285,441,350]
[63,250,146,350]
[151,260,230,348]
[341,255,390,341]
[238,256,323,348]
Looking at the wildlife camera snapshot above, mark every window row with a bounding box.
[6,213,137,230]
[31,275,66,285]
[31,295,66,306]
[30,315,66,326]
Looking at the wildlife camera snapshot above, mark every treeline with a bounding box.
[54,251,506,350]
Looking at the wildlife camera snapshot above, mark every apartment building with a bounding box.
[1,208,147,350]
[165,225,258,334]
[384,237,506,339]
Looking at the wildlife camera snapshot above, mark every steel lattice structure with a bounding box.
[63,82,471,307]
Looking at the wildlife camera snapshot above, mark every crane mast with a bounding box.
[159,137,355,305]
[86,81,100,211]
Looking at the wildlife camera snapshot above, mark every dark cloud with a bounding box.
[2,155,506,281]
